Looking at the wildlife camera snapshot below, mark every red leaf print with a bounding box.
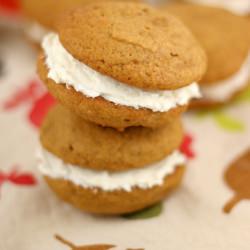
[0,0,20,12]
[8,171,37,185]
[180,134,195,159]
[3,80,44,110]
[28,92,56,128]
[0,173,7,185]
[0,168,37,188]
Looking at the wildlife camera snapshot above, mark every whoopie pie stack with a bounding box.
[37,2,206,215]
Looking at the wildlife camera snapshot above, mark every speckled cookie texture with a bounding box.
[55,2,206,90]
[37,54,187,130]
[21,0,141,29]
[40,105,183,171]
[165,3,250,85]
[44,166,185,215]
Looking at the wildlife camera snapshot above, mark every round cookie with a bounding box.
[38,55,187,130]
[44,166,185,215]
[55,2,206,90]
[40,104,183,171]
[165,4,250,85]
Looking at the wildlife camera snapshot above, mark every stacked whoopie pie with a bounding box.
[37,2,206,214]
[165,3,250,108]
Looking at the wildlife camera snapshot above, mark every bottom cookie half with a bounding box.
[44,166,185,215]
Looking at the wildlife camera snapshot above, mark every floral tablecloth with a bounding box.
[1,23,250,250]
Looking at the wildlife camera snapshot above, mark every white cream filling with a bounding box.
[25,22,50,43]
[202,52,250,102]
[38,149,186,192]
[186,0,250,15]
[42,33,201,112]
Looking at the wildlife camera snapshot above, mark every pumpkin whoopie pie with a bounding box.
[165,3,250,108]
[21,0,140,46]
[38,105,186,214]
[37,2,206,130]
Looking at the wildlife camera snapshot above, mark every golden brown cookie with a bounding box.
[21,0,141,29]
[164,3,250,85]
[38,54,187,130]
[55,2,206,90]
[40,105,183,171]
[44,166,185,215]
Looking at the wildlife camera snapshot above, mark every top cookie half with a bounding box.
[54,2,207,90]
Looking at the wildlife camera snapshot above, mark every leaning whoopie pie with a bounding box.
[37,2,206,130]
[165,3,250,108]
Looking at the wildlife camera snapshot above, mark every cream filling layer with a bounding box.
[187,0,250,15]
[25,22,50,43]
[42,33,201,112]
[38,149,186,192]
[202,52,250,102]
